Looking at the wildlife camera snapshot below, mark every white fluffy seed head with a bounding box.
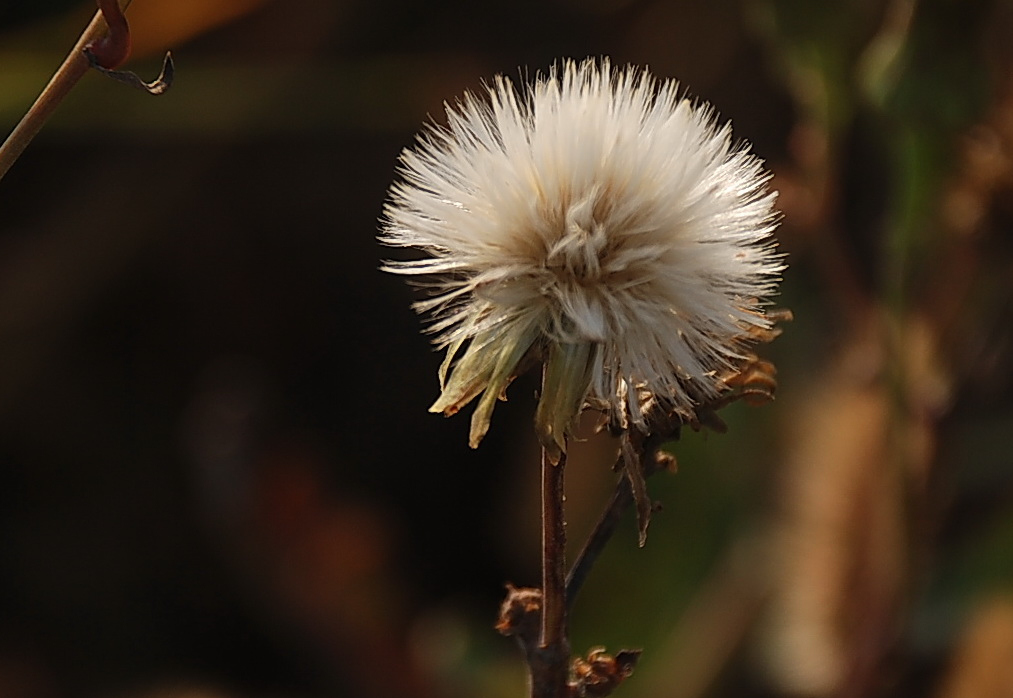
[381,57,784,452]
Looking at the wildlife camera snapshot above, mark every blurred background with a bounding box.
[1,1,1012,697]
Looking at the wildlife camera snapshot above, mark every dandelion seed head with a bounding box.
[381,57,784,453]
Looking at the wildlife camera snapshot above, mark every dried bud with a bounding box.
[569,647,642,697]
[495,584,542,642]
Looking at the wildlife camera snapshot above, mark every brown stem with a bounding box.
[533,441,569,698]
[566,425,678,608]
[88,0,132,69]
[0,0,132,182]
[566,475,632,609]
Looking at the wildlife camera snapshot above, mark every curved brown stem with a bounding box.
[86,0,132,69]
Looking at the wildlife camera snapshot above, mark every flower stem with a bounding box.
[533,441,570,698]
[0,1,132,182]
[566,474,633,609]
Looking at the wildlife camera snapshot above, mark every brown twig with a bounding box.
[535,429,570,698]
[500,367,573,698]
[566,474,633,609]
[0,1,132,181]
[565,428,678,608]
[565,342,788,608]
[86,0,133,69]
[504,337,786,697]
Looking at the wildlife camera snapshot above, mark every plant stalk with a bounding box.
[0,1,132,182]
[566,474,633,608]
[533,440,569,698]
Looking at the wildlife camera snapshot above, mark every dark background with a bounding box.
[1,1,1012,697]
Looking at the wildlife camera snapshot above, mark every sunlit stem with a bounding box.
[0,1,132,182]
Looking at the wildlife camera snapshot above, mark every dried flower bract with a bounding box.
[381,58,784,458]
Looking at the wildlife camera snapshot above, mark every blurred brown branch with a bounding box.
[0,1,133,180]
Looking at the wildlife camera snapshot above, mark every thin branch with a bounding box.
[566,474,633,609]
[565,425,678,608]
[0,0,132,182]
[534,438,570,698]
[540,443,568,648]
